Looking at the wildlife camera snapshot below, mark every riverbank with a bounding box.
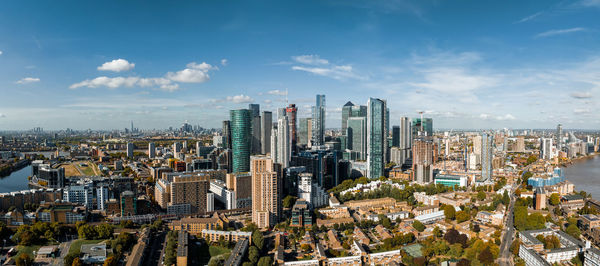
[564,155,600,200]
[560,153,599,167]
[0,159,30,178]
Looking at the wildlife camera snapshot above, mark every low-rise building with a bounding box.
[169,213,226,234]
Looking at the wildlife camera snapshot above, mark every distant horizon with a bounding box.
[1,1,600,130]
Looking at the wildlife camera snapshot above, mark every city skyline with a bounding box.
[1,0,600,130]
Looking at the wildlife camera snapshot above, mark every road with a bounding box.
[147,231,167,266]
[498,184,517,266]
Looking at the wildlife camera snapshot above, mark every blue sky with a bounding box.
[1,0,599,130]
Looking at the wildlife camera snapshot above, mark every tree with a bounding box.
[550,193,560,206]
[412,220,425,232]
[64,252,80,266]
[510,240,520,256]
[96,224,114,239]
[15,253,33,266]
[478,247,494,264]
[444,205,456,220]
[252,230,264,250]
[72,258,84,266]
[282,195,297,209]
[248,246,260,264]
[78,224,97,240]
[477,191,486,201]
[456,211,470,223]
[103,256,117,266]
[502,190,510,206]
[257,256,273,266]
[566,223,581,239]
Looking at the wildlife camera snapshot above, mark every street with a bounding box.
[498,184,517,266]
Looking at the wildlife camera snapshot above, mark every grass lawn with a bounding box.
[68,239,104,256]
[60,164,80,177]
[16,245,41,258]
[209,245,230,257]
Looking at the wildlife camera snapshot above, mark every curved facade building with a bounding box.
[230,109,252,173]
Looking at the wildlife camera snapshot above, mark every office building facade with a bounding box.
[230,109,252,173]
[367,98,387,179]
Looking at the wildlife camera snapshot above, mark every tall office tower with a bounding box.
[298,118,310,146]
[516,136,525,152]
[540,137,554,160]
[556,124,563,152]
[249,104,261,154]
[251,156,282,228]
[367,98,387,179]
[312,95,326,146]
[271,125,278,163]
[275,116,291,168]
[342,102,368,135]
[230,109,252,173]
[341,101,354,134]
[411,117,433,138]
[347,117,367,160]
[481,133,494,182]
[148,142,156,158]
[400,117,412,165]
[260,111,272,155]
[385,108,390,164]
[412,139,434,184]
[222,120,232,149]
[170,174,210,214]
[127,142,134,158]
[285,104,298,150]
[392,126,400,147]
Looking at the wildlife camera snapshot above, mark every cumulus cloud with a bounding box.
[0,50,3,55]
[570,91,593,99]
[410,68,497,93]
[16,77,40,84]
[221,59,228,66]
[71,61,216,92]
[535,27,585,38]
[264,99,272,104]
[97,59,135,72]
[226,94,253,103]
[292,55,329,65]
[0,113,6,118]
[479,113,515,121]
[267,89,287,96]
[574,108,591,114]
[166,62,213,83]
[70,77,179,92]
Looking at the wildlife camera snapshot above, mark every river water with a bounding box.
[0,165,32,193]
[564,155,600,200]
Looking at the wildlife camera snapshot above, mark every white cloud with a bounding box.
[221,59,228,66]
[0,50,3,55]
[292,65,365,80]
[72,61,217,91]
[292,55,329,65]
[97,59,135,72]
[226,94,253,103]
[515,11,543,23]
[581,0,600,7]
[0,113,6,118]
[574,108,591,114]
[16,77,40,84]
[410,68,497,93]
[267,89,288,96]
[264,99,272,104]
[535,27,585,38]
[479,113,515,121]
[70,77,179,92]
[166,62,213,83]
[570,91,593,99]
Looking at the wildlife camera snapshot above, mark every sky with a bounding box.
[1,0,599,130]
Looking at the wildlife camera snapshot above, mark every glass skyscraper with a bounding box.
[347,117,366,160]
[312,95,326,146]
[367,98,387,178]
[230,109,252,173]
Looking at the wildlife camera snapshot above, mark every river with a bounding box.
[565,155,600,200]
[0,165,32,193]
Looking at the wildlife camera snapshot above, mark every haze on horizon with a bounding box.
[0,0,599,131]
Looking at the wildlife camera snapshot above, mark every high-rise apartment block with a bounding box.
[312,95,326,146]
[367,98,388,178]
[251,156,282,228]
